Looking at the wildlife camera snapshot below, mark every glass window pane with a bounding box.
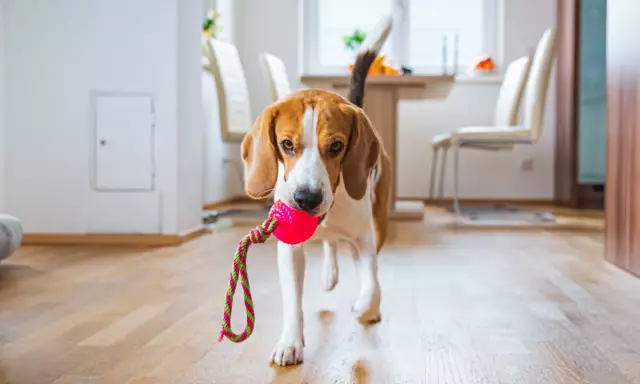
[318,0,392,67]
[408,0,485,69]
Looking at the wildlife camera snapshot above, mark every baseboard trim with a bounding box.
[399,197,556,206]
[203,196,268,211]
[179,227,208,243]
[22,227,208,247]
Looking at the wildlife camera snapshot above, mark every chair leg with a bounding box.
[452,144,462,218]
[428,148,439,199]
[438,147,448,206]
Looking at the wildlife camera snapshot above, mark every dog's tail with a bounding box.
[347,16,393,108]
[346,50,378,108]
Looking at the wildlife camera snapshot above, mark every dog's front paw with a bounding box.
[270,336,304,366]
[352,290,381,324]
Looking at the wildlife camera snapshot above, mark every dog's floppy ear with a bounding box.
[241,106,278,199]
[341,105,381,200]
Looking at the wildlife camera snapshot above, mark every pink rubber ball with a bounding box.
[268,200,320,245]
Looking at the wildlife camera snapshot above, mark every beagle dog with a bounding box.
[241,47,391,366]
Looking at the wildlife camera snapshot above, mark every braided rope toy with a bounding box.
[218,200,320,343]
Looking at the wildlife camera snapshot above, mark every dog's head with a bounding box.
[241,90,381,217]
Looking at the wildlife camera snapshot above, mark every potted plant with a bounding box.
[343,28,367,52]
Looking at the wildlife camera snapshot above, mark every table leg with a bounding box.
[362,88,424,221]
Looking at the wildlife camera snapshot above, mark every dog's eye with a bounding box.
[328,141,344,156]
[281,139,295,154]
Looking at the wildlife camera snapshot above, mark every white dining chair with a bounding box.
[202,38,269,224]
[260,52,292,103]
[202,38,252,143]
[429,27,557,218]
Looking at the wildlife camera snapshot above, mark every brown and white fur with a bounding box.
[241,48,391,366]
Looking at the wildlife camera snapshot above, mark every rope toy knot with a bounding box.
[218,218,278,343]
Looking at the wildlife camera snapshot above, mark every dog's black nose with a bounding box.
[293,189,323,213]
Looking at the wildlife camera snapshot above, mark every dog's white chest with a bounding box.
[312,181,372,242]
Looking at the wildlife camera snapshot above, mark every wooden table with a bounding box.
[301,74,455,221]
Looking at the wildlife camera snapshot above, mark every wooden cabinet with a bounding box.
[605,0,640,276]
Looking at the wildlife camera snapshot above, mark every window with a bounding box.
[302,0,500,75]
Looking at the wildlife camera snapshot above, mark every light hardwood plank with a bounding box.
[2,208,639,383]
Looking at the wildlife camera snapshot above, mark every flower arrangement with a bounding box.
[203,9,222,39]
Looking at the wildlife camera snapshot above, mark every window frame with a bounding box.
[301,0,502,75]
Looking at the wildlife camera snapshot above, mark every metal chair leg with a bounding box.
[453,144,462,218]
[438,147,448,206]
[429,148,439,199]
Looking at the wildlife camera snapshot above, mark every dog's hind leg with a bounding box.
[349,230,381,324]
[321,240,339,291]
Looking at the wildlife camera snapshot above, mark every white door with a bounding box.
[94,94,155,191]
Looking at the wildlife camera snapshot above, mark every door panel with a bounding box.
[94,94,154,191]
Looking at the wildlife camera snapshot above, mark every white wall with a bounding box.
[216,0,236,44]
[234,0,557,199]
[0,0,5,212]
[178,0,205,235]
[202,0,216,16]
[3,0,203,234]
[236,0,298,120]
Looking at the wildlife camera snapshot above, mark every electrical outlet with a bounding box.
[521,158,534,171]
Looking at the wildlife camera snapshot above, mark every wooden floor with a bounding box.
[1,208,640,383]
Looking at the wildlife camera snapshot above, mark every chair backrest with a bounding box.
[202,38,252,143]
[260,52,292,103]
[522,27,557,142]
[494,56,532,126]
